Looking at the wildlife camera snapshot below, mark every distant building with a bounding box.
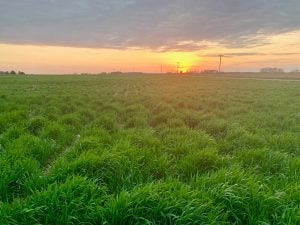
[110,71,123,75]
[185,71,198,75]
[260,68,284,73]
[290,69,300,73]
[201,70,219,74]
[128,72,143,75]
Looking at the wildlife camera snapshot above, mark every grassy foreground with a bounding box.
[0,74,299,224]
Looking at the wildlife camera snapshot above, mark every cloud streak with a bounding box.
[202,52,300,58]
[1,0,300,51]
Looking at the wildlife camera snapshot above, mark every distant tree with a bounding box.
[0,70,26,75]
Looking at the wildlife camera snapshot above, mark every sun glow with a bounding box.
[162,52,200,73]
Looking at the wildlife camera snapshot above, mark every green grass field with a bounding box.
[0,74,299,224]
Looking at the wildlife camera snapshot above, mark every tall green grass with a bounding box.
[0,74,299,224]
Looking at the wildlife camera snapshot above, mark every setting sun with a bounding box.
[162,52,201,73]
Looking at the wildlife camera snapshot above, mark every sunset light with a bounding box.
[1,30,300,74]
[1,1,300,74]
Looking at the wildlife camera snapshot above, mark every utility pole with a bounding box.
[177,62,180,74]
[218,55,224,73]
[161,64,163,74]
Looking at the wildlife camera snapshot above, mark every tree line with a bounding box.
[0,70,26,75]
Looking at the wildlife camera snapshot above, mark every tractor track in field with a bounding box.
[43,134,81,174]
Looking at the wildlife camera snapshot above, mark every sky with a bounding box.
[1,0,300,74]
